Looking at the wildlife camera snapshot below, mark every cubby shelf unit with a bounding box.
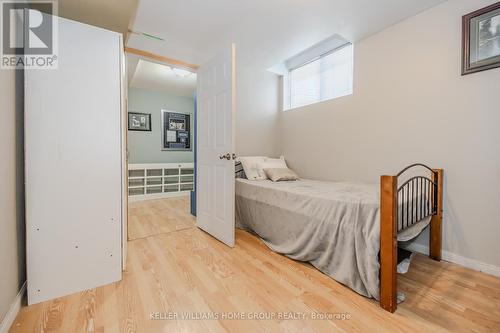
[128,163,194,202]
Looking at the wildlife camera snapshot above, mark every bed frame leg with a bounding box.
[430,169,443,261]
[380,176,397,313]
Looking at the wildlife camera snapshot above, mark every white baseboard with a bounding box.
[403,243,500,278]
[0,282,26,333]
[128,191,190,202]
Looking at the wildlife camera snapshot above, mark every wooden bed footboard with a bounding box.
[380,165,443,313]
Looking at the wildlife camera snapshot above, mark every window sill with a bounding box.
[283,90,353,112]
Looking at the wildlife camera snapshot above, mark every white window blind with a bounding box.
[286,43,353,110]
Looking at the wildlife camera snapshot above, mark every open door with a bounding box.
[196,44,236,247]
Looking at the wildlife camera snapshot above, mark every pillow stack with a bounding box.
[237,156,267,180]
[238,156,299,182]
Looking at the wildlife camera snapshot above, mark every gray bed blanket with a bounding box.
[235,178,382,299]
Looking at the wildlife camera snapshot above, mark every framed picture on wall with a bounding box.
[161,110,191,151]
[128,112,152,131]
[462,2,500,75]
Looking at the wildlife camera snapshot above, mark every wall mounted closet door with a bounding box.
[25,14,124,304]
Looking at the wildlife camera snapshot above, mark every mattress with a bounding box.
[235,178,430,299]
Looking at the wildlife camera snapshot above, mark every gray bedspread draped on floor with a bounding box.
[235,178,381,299]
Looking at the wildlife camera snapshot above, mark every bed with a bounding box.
[235,162,443,313]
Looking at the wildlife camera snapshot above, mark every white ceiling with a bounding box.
[128,56,197,97]
[57,0,138,37]
[127,0,446,68]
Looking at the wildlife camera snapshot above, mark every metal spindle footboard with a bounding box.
[396,164,438,232]
[380,163,443,313]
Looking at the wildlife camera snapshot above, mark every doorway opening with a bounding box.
[125,51,197,241]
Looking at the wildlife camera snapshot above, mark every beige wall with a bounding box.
[0,68,25,321]
[279,0,500,267]
[236,65,281,157]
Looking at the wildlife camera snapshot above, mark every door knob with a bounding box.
[219,153,231,160]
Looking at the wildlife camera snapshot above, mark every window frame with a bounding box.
[283,43,353,111]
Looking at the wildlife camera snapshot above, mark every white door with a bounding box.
[196,44,236,247]
[25,14,124,304]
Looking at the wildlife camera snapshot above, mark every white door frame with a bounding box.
[123,50,199,243]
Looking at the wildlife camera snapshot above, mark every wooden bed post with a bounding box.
[380,175,397,313]
[430,169,443,261]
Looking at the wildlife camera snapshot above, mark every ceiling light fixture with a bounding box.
[171,67,192,77]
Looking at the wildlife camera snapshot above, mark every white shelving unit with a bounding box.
[128,163,194,202]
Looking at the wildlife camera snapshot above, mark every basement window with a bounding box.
[280,38,353,111]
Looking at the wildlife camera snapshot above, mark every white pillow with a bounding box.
[260,156,287,169]
[264,168,299,182]
[257,156,288,179]
[238,156,267,180]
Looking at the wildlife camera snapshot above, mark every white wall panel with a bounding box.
[25,15,123,304]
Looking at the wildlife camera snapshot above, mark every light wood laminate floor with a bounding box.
[128,196,195,240]
[9,198,500,332]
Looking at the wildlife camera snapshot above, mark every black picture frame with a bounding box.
[128,112,152,131]
[161,110,191,151]
[462,2,500,75]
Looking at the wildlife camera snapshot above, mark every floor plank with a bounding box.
[10,198,500,333]
[128,196,195,240]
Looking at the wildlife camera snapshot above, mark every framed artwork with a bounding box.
[462,2,500,75]
[161,110,191,151]
[128,112,151,131]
